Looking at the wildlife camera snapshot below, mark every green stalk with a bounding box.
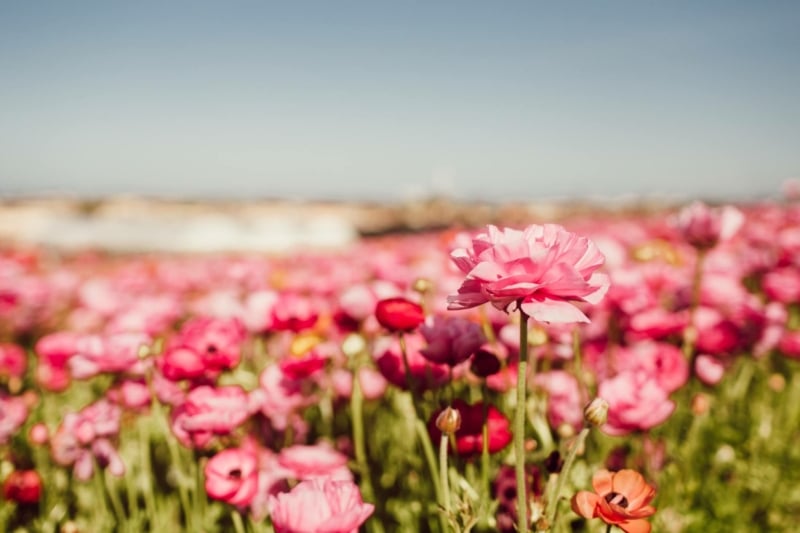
[232,509,247,533]
[515,312,530,533]
[352,365,383,533]
[683,249,706,360]
[439,434,451,518]
[545,427,590,526]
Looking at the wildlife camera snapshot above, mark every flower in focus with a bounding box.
[268,477,374,533]
[447,224,609,323]
[375,297,425,332]
[204,448,259,507]
[419,315,485,366]
[2,469,42,504]
[571,469,656,533]
[675,201,744,250]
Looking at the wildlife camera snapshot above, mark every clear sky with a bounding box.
[1,1,798,202]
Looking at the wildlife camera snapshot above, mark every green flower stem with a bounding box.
[232,509,247,533]
[139,416,159,528]
[480,388,491,526]
[545,427,590,526]
[194,454,207,530]
[515,312,530,533]
[351,363,384,533]
[439,434,451,518]
[104,469,127,529]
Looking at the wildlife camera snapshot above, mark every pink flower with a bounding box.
[599,371,675,436]
[375,297,425,333]
[534,371,585,433]
[419,316,486,366]
[0,343,26,381]
[277,443,352,481]
[204,448,259,507]
[68,332,151,379]
[447,224,609,323]
[268,477,374,533]
[675,201,744,250]
[374,334,450,392]
[694,354,726,385]
[160,317,245,382]
[171,385,250,448]
[0,395,28,445]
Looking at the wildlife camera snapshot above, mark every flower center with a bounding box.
[605,492,629,508]
[228,468,242,479]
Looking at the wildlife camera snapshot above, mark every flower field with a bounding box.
[2,200,800,533]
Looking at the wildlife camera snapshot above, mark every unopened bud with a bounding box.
[435,406,462,435]
[341,333,367,359]
[583,397,609,427]
[412,278,433,294]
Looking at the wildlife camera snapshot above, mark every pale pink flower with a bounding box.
[171,385,250,448]
[268,477,374,533]
[204,448,259,507]
[694,354,726,385]
[329,367,388,401]
[599,371,675,436]
[762,267,800,304]
[534,371,585,433]
[68,332,151,379]
[277,443,352,481]
[254,364,316,431]
[0,395,28,445]
[447,224,609,323]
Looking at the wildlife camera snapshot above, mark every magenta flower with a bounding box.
[419,316,486,366]
[171,385,250,448]
[268,477,374,533]
[675,201,744,250]
[160,316,245,382]
[447,224,609,323]
[204,448,259,507]
[0,343,26,381]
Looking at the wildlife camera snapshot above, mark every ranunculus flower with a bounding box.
[171,385,250,448]
[571,469,656,533]
[277,443,352,481]
[0,395,28,445]
[160,317,245,382]
[428,399,512,457]
[2,470,42,505]
[204,448,259,507]
[447,224,609,323]
[0,343,26,381]
[374,334,449,393]
[419,316,486,366]
[268,477,374,533]
[599,371,675,436]
[375,297,425,332]
[675,201,744,250]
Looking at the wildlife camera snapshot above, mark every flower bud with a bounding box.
[341,333,367,359]
[583,397,609,427]
[435,406,462,435]
[412,278,433,295]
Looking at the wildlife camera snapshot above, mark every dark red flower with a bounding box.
[375,297,425,333]
[429,399,512,457]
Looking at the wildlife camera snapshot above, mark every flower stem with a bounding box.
[351,364,383,533]
[545,427,590,526]
[683,249,706,360]
[439,434,451,517]
[515,312,530,533]
[232,509,247,533]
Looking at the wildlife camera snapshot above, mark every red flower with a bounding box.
[429,399,512,457]
[3,470,42,505]
[375,297,425,332]
[571,469,656,533]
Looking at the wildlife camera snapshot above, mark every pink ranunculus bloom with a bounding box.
[0,395,28,445]
[277,442,352,481]
[107,379,152,411]
[419,315,486,366]
[762,267,800,304]
[0,343,27,381]
[271,293,320,333]
[171,385,250,448]
[204,448,259,507]
[534,370,585,433]
[778,330,800,359]
[692,307,741,355]
[447,224,609,323]
[612,342,689,394]
[34,331,82,391]
[599,371,675,436]
[160,316,246,382]
[268,477,375,533]
[329,367,388,401]
[694,354,727,385]
[675,201,744,250]
[68,332,151,379]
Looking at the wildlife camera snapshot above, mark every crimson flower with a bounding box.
[429,399,512,457]
[375,297,425,332]
[2,470,42,505]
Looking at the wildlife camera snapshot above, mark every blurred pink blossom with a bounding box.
[204,447,259,507]
[599,371,675,436]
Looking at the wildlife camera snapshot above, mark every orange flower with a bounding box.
[571,469,656,533]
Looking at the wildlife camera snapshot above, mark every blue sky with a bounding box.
[1,1,798,201]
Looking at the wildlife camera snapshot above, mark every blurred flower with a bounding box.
[69,332,150,379]
[419,315,485,366]
[571,469,656,533]
[277,442,352,481]
[599,371,675,436]
[2,469,42,504]
[204,448,259,507]
[159,316,245,382]
[0,343,26,381]
[0,395,28,445]
[675,201,744,250]
[447,224,609,323]
[429,399,512,457]
[374,334,449,393]
[268,477,374,533]
[375,297,425,333]
[171,385,250,448]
